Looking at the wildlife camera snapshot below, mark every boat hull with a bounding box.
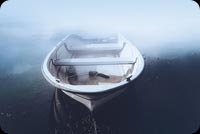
[61,84,129,111]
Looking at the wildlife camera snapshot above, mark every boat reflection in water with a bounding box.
[50,87,136,134]
[50,89,96,134]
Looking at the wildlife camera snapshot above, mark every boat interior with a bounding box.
[48,34,136,85]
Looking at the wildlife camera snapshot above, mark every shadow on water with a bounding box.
[50,89,96,134]
[193,127,200,134]
[0,125,7,134]
[50,53,200,134]
[50,83,141,134]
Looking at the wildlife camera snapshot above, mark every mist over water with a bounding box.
[1,0,200,60]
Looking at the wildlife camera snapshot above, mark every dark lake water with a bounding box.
[0,34,200,134]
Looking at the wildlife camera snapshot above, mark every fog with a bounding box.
[0,0,200,61]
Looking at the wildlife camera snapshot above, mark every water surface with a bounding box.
[0,34,200,134]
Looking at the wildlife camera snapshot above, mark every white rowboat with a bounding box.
[42,34,144,111]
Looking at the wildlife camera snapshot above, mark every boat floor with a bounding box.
[54,66,124,85]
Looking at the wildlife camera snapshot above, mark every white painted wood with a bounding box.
[53,57,136,66]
